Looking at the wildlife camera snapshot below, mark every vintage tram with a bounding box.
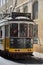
[0,12,34,58]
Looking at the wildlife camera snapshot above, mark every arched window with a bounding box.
[23,5,28,13]
[32,1,38,19]
[16,8,20,12]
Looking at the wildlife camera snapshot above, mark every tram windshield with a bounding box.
[10,23,33,48]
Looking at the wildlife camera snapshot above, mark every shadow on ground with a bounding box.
[0,50,43,64]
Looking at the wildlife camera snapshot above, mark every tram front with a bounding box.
[8,12,34,56]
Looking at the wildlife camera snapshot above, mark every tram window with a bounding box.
[20,23,28,37]
[10,23,18,37]
[10,38,24,48]
[10,38,32,48]
[17,38,25,48]
[29,24,33,38]
[25,38,32,48]
[10,38,18,48]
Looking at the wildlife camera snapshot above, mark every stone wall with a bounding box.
[33,44,43,53]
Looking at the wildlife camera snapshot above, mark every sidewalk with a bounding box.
[33,52,43,58]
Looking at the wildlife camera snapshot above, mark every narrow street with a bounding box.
[0,55,43,65]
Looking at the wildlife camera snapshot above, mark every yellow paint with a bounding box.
[2,38,10,50]
[9,48,33,53]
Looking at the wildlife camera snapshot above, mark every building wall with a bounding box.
[38,0,43,45]
[17,0,28,6]
[38,0,43,52]
[14,0,32,13]
[33,0,43,53]
[0,0,14,13]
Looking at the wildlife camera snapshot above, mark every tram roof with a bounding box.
[8,18,33,22]
[8,12,33,22]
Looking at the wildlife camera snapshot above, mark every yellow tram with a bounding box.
[0,12,34,58]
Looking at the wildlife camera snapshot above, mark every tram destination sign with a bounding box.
[12,12,31,19]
